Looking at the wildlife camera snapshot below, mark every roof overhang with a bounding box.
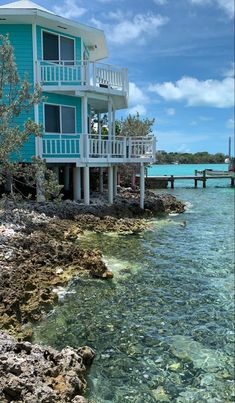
[0,8,108,61]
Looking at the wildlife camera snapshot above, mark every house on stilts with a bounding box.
[0,0,156,207]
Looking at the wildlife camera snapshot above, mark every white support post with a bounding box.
[108,98,112,140]
[36,164,46,203]
[99,167,104,193]
[83,166,90,205]
[113,165,118,197]
[73,167,81,201]
[82,95,88,134]
[140,163,145,209]
[108,166,114,204]
[64,165,70,191]
[112,108,116,140]
[98,113,102,156]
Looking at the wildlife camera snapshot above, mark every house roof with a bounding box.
[0,0,108,61]
[0,0,54,13]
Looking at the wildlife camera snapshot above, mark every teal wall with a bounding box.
[1,24,83,161]
[0,24,35,162]
[36,26,81,61]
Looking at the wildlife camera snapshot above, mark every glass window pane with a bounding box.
[60,36,74,62]
[62,106,76,134]
[43,32,59,61]
[45,104,60,133]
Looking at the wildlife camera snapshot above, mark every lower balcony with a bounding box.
[41,134,156,164]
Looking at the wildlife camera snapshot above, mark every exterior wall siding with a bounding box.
[0,24,35,162]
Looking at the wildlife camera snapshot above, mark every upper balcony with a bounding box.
[36,60,129,99]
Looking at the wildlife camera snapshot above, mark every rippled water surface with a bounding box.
[34,183,234,402]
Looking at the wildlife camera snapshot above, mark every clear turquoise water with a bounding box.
[34,165,234,403]
[148,163,231,188]
[148,163,228,177]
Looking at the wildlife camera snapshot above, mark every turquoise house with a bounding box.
[0,0,156,207]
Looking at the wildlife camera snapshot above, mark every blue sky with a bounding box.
[2,0,234,153]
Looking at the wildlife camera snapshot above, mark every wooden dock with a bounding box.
[144,170,235,189]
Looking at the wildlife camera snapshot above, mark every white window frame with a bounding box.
[43,102,77,135]
[42,29,76,62]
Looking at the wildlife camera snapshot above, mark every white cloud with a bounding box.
[129,82,149,105]
[128,104,147,116]
[149,76,234,108]
[126,82,149,116]
[189,0,234,18]
[91,12,168,44]
[165,107,175,116]
[226,118,234,128]
[153,0,168,5]
[53,0,87,19]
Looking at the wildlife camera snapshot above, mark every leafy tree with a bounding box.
[155,150,226,164]
[117,112,155,137]
[0,34,42,164]
[0,34,62,200]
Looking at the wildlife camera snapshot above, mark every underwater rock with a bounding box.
[169,335,226,371]
[0,332,90,403]
[151,386,171,401]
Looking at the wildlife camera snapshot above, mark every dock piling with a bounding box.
[170,175,174,189]
[194,170,198,188]
[203,170,206,188]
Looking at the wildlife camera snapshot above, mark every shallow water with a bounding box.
[34,182,234,402]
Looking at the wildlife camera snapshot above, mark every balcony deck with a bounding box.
[36,60,129,98]
[41,134,156,165]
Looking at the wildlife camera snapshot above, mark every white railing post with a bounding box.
[128,138,132,159]
[123,137,127,159]
[92,62,96,86]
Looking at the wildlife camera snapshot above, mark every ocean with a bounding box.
[34,164,234,403]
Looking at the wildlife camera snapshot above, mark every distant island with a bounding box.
[156,151,227,164]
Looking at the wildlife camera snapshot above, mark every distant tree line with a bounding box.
[156,151,227,164]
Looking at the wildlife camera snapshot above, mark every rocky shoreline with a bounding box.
[0,189,185,402]
[0,332,94,403]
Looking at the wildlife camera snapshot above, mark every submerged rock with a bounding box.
[0,332,92,403]
[168,335,227,371]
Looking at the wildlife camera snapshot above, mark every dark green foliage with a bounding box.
[156,151,227,164]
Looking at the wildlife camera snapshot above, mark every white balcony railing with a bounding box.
[36,60,128,94]
[42,134,156,161]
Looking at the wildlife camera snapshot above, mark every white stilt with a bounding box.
[36,165,46,203]
[73,167,81,201]
[83,166,90,205]
[108,166,114,204]
[64,165,70,191]
[99,167,104,193]
[140,164,145,209]
[113,166,118,197]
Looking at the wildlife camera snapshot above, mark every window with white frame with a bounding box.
[43,31,75,62]
[44,104,76,134]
